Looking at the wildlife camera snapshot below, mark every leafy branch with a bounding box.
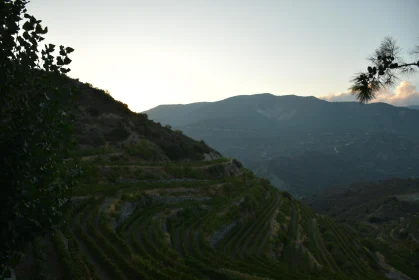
[350,36,419,104]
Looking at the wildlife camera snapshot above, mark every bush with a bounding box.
[105,168,120,183]
[90,134,106,146]
[398,228,408,239]
[123,139,165,160]
[361,238,376,252]
[232,158,243,168]
[105,126,130,142]
[282,191,293,200]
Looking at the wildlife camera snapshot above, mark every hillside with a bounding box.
[71,81,217,161]
[10,81,409,280]
[144,94,419,197]
[407,105,419,110]
[306,178,419,279]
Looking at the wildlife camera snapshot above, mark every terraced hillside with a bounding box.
[13,143,399,279]
[307,178,419,280]
[10,82,409,279]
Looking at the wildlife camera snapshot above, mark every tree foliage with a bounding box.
[0,0,79,275]
[350,36,419,103]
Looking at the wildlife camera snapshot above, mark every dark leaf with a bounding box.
[22,21,32,31]
[48,44,55,52]
[63,56,72,65]
[65,47,74,54]
[22,31,30,40]
[35,23,43,34]
[57,57,64,66]
[60,68,71,74]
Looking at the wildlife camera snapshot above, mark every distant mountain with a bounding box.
[408,105,419,110]
[145,94,419,136]
[143,102,209,127]
[144,94,419,197]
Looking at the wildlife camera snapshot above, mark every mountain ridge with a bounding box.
[144,94,419,197]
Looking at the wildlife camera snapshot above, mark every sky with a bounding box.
[27,0,419,112]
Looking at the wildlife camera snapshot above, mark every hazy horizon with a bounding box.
[143,89,419,111]
[28,0,419,112]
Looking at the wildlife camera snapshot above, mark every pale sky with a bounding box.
[27,0,419,112]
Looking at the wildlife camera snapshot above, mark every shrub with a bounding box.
[123,139,165,160]
[232,158,243,168]
[398,228,408,239]
[361,238,376,251]
[105,168,120,183]
[105,126,130,142]
[282,191,293,200]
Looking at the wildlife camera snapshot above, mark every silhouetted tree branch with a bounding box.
[350,36,419,104]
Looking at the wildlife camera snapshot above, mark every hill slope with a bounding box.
[306,178,419,280]
[71,80,218,161]
[144,94,419,197]
[11,82,409,280]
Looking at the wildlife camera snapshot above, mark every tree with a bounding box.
[0,0,79,275]
[350,36,419,103]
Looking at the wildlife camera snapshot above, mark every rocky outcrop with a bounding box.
[204,152,222,161]
[223,160,243,177]
[209,222,237,248]
[113,195,152,229]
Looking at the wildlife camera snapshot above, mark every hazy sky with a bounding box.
[28,0,419,112]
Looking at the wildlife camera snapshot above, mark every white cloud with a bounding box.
[320,81,419,107]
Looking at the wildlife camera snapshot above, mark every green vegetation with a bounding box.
[0,0,80,275]
[14,145,393,279]
[309,178,419,280]
[123,139,167,160]
[10,140,402,279]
